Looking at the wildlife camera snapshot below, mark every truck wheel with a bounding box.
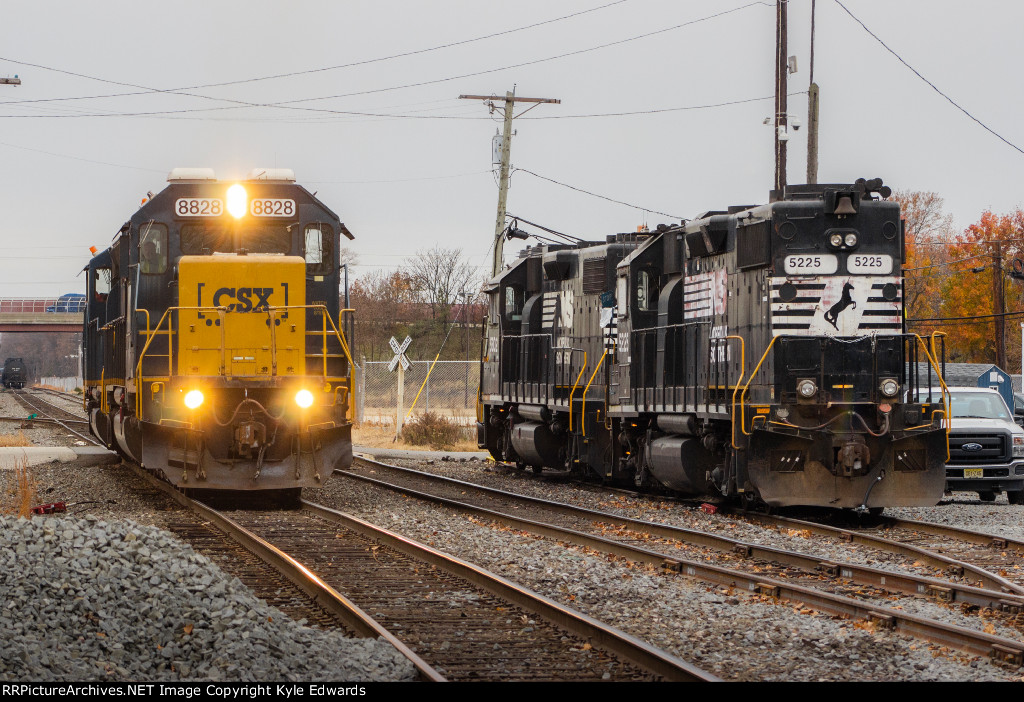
[978,491,997,502]
[1007,490,1024,505]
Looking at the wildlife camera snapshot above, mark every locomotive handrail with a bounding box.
[723,335,746,450]
[737,335,780,439]
[914,332,951,462]
[581,351,607,437]
[568,352,588,432]
[134,303,354,420]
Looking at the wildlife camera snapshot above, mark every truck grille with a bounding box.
[947,433,1009,465]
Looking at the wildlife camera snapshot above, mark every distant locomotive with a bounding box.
[83,168,355,497]
[478,179,949,510]
[2,357,28,389]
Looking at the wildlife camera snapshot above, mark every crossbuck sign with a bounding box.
[387,335,412,372]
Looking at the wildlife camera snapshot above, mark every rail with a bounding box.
[134,304,354,419]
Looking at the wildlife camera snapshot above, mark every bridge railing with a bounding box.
[0,298,87,313]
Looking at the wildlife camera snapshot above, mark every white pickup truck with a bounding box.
[938,386,1024,503]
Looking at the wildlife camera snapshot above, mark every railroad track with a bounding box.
[7,388,100,446]
[341,455,1024,667]
[126,464,713,682]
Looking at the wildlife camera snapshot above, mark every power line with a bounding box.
[0,2,771,120]
[833,0,1024,156]
[0,1,633,106]
[515,168,685,220]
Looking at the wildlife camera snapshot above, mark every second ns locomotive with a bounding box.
[478,179,949,510]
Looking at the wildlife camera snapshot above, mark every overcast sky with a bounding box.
[0,0,1021,298]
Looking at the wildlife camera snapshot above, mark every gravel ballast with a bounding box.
[0,514,417,682]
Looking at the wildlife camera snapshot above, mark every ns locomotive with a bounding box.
[83,168,355,495]
[478,179,949,510]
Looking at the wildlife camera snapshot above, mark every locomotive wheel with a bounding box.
[514,459,526,471]
[531,464,543,474]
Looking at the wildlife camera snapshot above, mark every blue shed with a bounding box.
[976,365,1014,412]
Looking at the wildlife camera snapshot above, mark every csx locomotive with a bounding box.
[478,179,949,510]
[83,168,354,496]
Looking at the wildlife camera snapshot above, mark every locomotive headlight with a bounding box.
[880,378,900,397]
[829,233,843,247]
[844,232,858,247]
[226,184,247,218]
[184,389,204,410]
[796,379,817,398]
[295,389,314,408]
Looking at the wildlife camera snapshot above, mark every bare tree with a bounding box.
[407,246,478,331]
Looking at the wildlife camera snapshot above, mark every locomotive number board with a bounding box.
[175,198,223,217]
[847,254,893,274]
[783,254,838,275]
[250,198,295,217]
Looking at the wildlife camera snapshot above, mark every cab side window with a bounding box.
[304,223,333,275]
[139,222,168,275]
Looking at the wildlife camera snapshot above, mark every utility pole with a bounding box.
[459,90,560,277]
[774,0,788,192]
[994,241,1007,370]
[806,0,819,184]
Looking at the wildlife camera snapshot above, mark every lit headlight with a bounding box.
[830,233,843,247]
[1014,435,1024,457]
[880,379,899,397]
[797,379,817,398]
[295,389,314,408]
[184,389,204,409]
[226,184,247,219]
[844,232,858,247]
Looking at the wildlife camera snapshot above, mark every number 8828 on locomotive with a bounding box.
[479,179,949,511]
[83,168,354,497]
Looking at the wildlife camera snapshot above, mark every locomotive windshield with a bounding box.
[180,222,292,255]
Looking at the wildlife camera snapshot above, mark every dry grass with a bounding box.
[353,417,479,452]
[0,462,38,518]
[0,431,31,447]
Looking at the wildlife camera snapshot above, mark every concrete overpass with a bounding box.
[0,298,84,332]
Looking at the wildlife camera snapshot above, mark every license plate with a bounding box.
[964,468,984,479]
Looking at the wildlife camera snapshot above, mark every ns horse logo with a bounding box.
[823,281,857,330]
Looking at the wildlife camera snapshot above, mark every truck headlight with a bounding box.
[1014,435,1024,457]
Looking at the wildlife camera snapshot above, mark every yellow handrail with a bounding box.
[568,352,588,432]
[738,335,780,437]
[914,332,951,462]
[581,351,607,437]
[135,303,355,420]
[723,335,746,450]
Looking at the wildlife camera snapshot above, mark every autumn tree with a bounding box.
[895,190,954,328]
[938,209,1024,367]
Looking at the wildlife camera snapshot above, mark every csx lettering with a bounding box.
[212,287,274,312]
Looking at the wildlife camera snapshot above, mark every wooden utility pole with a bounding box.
[774,0,788,192]
[459,90,560,277]
[807,0,819,184]
[994,241,1007,369]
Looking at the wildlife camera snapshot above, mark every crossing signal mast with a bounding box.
[459,89,560,277]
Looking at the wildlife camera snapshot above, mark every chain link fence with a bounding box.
[356,359,479,425]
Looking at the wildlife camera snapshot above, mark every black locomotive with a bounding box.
[478,179,949,510]
[2,357,28,389]
[83,168,354,496]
